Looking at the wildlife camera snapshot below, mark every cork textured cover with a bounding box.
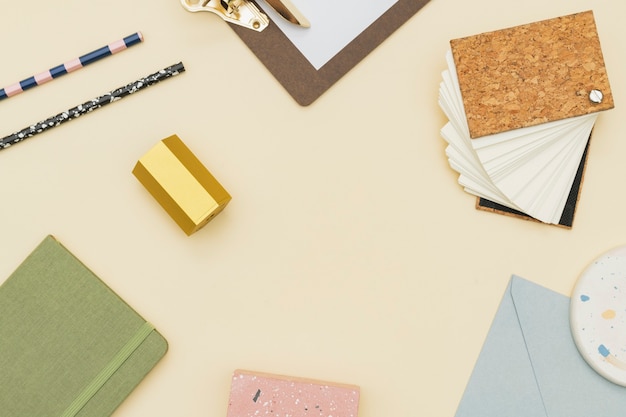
[450,10,614,139]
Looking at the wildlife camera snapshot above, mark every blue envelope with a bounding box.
[455,275,626,417]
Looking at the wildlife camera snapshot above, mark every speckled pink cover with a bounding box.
[226,370,360,417]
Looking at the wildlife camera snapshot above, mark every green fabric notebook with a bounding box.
[0,235,168,417]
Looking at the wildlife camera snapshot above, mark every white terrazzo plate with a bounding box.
[571,246,626,386]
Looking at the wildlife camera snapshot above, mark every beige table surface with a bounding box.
[1,0,625,416]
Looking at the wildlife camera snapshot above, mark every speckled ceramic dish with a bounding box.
[571,246,626,386]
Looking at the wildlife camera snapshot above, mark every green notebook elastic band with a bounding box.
[61,321,156,417]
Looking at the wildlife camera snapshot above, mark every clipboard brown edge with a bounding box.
[230,0,432,106]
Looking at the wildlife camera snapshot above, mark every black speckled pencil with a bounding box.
[0,62,185,151]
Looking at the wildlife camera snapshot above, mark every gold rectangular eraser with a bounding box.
[132,135,231,235]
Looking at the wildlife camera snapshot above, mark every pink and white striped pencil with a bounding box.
[0,32,143,101]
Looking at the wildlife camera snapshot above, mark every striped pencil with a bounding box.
[0,32,144,101]
[0,62,185,151]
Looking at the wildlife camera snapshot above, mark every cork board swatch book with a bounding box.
[0,235,167,417]
[231,0,431,105]
[438,11,614,227]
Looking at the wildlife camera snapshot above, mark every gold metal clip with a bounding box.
[263,0,310,28]
[181,0,269,32]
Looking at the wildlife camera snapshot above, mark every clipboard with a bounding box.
[229,0,432,106]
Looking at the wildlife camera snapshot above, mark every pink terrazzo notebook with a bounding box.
[226,369,360,417]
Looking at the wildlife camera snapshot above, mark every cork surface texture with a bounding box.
[450,10,614,139]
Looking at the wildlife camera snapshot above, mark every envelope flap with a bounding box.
[511,276,626,416]
[455,277,547,417]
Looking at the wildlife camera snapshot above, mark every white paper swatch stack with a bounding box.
[438,11,614,226]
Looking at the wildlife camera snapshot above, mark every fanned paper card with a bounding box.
[0,236,168,417]
[438,11,614,227]
[231,0,431,105]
